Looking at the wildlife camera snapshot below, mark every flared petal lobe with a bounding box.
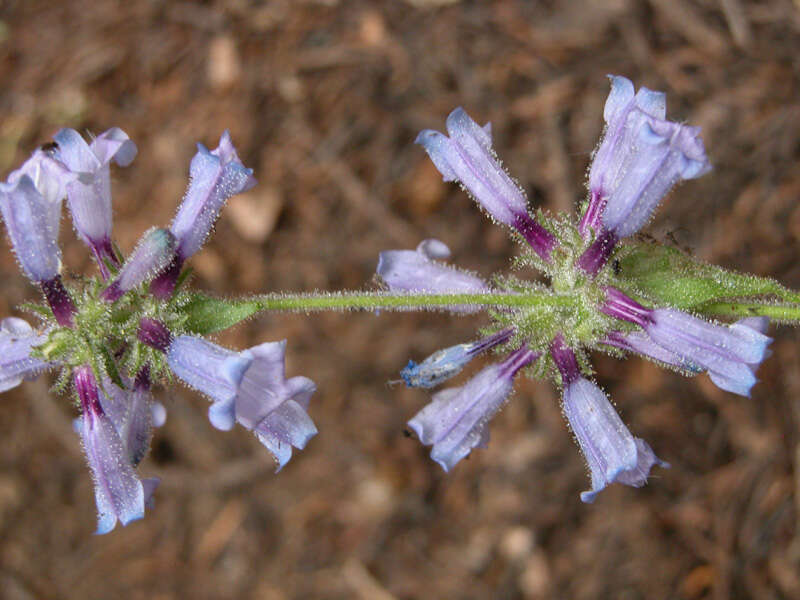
[0,317,50,392]
[563,378,667,503]
[165,336,317,469]
[601,120,711,238]
[409,347,536,471]
[416,108,555,258]
[235,341,318,471]
[588,76,666,200]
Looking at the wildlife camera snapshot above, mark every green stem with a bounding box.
[178,290,579,335]
[253,290,576,312]
[696,300,800,323]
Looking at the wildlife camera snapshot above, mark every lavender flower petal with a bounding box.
[586,76,711,239]
[0,317,50,392]
[377,248,486,293]
[646,308,771,389]
[377,241,489,313]
[151,402,167,428]
[603,290,772,397]
[54,127,136,265]
[588,76,666,203]
[563,378,666,503]
[102,228,176,301]
[75,366,145,534]
[0,152,71,282]
[166,335,252,430]
[602,120,711,238]
[236,341,317,470]
[96,377,155,467]
[416,108,555,258]
[603,330,702,374]
[142,477,160,510]
[408,347,536,471]
[416,238,451,260]
[170,131,256,261]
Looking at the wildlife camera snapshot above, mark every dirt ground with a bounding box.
[0,1,799,598]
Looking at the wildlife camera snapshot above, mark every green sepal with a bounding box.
[99,345,125,389]
[19,302,52,320]
[177,292,263,335]
[615,242,800,321]
[172,266,194,296]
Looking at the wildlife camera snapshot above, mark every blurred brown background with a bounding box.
[1,1,799,598]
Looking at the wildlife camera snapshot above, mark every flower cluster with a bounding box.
[0,74,786,532]
[0,129,317,533]
[384,75,771,501]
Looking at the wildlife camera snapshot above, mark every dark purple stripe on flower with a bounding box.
[550,334,581,385]
[601,288,652,327]
[511,212,556,260]
[578,190,606,237]
[90,237,120,281]
[576,229,618,276]
[149,254,184,299]
[41,275,76,328]
[137,318,172,352]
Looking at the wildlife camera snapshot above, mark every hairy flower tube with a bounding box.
[0,130,315,533]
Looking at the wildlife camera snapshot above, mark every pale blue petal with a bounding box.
[170,131,255,260]
[167,335,252,407]
[603,75,635,123]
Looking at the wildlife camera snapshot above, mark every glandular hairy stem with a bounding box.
[252,291,578,313]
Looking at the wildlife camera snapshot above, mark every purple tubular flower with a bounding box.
[72,370,161,507]
[54,128,137,274]
[235,341,317,470]
[550,335,667,503]
[165,335,252,430]
[170,131,256,260]
[0,149,73,283]
[377,239,490,313]
[102,228,176,302]
[408,346,537,471]
[401,328,513,388]
[74,366,145,534]
[0,317,51,392]
[581,75,711,240]
[151,132,255,298]
[603,289,772,397]
[416,108,556,259]
[0,150,78,325]
[577,76,710,276]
